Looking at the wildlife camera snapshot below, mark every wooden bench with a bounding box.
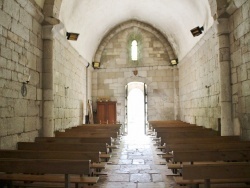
[173,149,250,163]
[164,136,240,145]
[165,142,250,153]
[149,121,193,129]
[0,149,105,173]
[0,159,99,188]
[17,142,109,154]
[17,142,112,162]
[157,136,240,150]
[55,131,118,139]
[35,137,119,152]
[174,162,250,188]
[154,126,206,132]
[70,124,121,131]
[157,129,218,138]
[35,137,114,146]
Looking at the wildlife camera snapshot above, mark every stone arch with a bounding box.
[94,20,177,63]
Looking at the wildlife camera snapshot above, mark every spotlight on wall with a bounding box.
[190,26,204,37]
[170,59,178,66]
[66,32,79,40]
[92,62,100,69]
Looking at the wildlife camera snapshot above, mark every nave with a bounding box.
[96,134,175,188]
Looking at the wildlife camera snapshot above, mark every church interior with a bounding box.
[0,0,250,187]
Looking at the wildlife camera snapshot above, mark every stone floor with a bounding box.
[95,134,176,188]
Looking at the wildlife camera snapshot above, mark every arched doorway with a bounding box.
[125,82,147,135]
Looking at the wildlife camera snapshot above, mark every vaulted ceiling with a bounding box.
[52,0,214,62]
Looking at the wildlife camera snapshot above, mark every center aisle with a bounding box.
[96,134,175,188]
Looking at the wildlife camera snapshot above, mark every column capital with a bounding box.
[216,18,230,35]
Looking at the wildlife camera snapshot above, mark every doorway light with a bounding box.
[190,26,204,37]
[66,32,79,40]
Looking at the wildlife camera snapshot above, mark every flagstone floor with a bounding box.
[96,134,176,188]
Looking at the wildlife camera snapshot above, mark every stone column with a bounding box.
[173,67,180,120]
[42,0,61,136]
[42,25,55,137]
[217,18,233,135]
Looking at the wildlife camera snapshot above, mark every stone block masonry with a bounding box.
[0,0,43,149]
[92,24,177,123]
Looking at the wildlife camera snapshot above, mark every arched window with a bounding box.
[131,40,138,61]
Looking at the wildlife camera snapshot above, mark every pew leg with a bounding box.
[75,183,79,188]
[0,180,12,188]
[191,184,199,188]
[204,179,210,188]
[65,174,70,188]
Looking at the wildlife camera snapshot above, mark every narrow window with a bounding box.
[131,40,138,61]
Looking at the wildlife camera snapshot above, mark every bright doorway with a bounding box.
[125,82,147,136]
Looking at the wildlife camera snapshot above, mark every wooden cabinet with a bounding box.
[96,101,117,124]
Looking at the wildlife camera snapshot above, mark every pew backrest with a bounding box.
[35,137,112,145]
[17,142,108,153]
[173,149,250,162]
[55,131,118,138]
[0,150,101,162]
[166,142,250,152]
[0,159,91,175]
[182,162,250,179]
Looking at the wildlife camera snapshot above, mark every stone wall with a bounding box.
[0,0,43,149]
[92,26,177,124]
[179,26,220,130]
[230,0,250,139]
[53,32,89,131]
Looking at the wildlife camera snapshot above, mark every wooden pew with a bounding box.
[71,124,121,130]
[35,136,119,154]
[0,159,99,188]
[157,136,240,153]
[63,128,118,135]
[0,149,106,173]
[35,137,113,145]
[154,126,212,132]
[62,124,122,135]
[167,149,250,174]
[174,162,250,188]
[0,149,101,162]
[173,149,250,163]
[149,120,187,128]
[17,142,109,153]
[158,131,219,146]
[165,142,250,153]
[164,136,240,145]
[55,131,118,139]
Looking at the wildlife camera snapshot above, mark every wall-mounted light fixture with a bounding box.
[21,75,31,97]
[190,26,204,37]
[66,32,79,40]
[92,62,100,69]
[170,59,178,66]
